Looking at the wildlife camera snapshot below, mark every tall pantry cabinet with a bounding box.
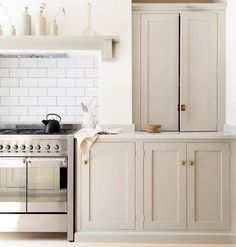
[133,4,226,132]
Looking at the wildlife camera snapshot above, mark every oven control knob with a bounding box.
[35,145,41,151]
[13,145,18,150]
[0,145,3,150]
[28,145,33,151]
[21,145,26,150]
[5,145,10,150]
[45,144,50,151]
[54,145,59,151]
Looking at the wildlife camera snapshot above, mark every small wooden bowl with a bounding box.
[147,124,162,133]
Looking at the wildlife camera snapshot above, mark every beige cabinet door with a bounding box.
[187,143,230,230]
[144,143,186,229]
[81,143,135,230]
[180,12,218,131]
[140,14,179,131]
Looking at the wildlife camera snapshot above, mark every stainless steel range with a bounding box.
[0,124,78,241]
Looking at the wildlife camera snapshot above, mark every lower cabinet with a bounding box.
[144,142,230,230]
[81,142,136,230]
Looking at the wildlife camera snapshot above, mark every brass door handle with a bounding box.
[83,160,88,165]
[180,160,186,166]
[189,160,194,166]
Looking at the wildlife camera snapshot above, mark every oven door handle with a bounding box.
[0,158,26,168]
[27,157,67,167]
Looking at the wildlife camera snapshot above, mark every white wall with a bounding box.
[0,0,132,125]
[226,0,236,126]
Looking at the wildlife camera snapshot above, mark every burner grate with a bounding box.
[0,128,76,135]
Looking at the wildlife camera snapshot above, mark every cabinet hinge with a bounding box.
[177,104,180,111]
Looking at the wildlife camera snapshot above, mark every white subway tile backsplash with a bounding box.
[0,55,99,123]
[76,78,94,87]
[48,69,65,78]
[0,69,9,77]
[29,69,47,78]
[10,88,28,96]
[66,68,84,78]
[48,88,66,96]
[10,106,28,115]
[0,88,9,96]
[1,116,19,122]
[85,88,99,97]
[66,106,83,116]
[47,106,66,115]
[38,58,56,68]
[29,88,47,96]
[10,69,28,78]
[1,78,19,87]
[85,68,98,78]
[19,97,38,106]
[20,78,38,87]
[66,88,84,97]
[1,97,18,105]
[38,97,57,106]
[29,106,47,116]
[57,78,75,88]
[38,78,57,87]
[19,58,38,68]
[0,58,18,68]
[57,97,75,106]
[19,116,38,122]
[76,57,94,68]
[0,106,9,115]
[57,58,75,68]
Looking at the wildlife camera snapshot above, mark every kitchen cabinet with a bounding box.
[81,142,136,230]
[143,142,230,230]
[187,143,230,230]
[133,4,226,132]
[144,143,186,229]
[140,14,179,131]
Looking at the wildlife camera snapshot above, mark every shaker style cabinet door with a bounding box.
[144,143,186,229]
[140,14,179,131]
[180,13,218,131]
[187,143,230,230]
[81,143,135,230]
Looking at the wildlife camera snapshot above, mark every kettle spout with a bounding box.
[42,120,49,125]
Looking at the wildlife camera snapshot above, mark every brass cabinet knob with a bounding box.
[84,160,88,165]
[181,104,186,111]
[180,160,186,166]
[189,160,194,166]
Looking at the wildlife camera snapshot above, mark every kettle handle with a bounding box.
[46,113,62,122]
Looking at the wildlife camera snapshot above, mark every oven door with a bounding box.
[27,157,67,213]
[0,158,26,213]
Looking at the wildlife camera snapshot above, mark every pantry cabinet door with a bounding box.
[187,143,230,230]
[144,143,186,229]
[180,12,218,131]
[140,14,179,131]
[81,143,135,230]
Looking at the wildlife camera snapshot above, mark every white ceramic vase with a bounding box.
[0,26,2,36]
[21,7,31,35]
[35,10,46,36]
[82,112,96,129]
[50,18,58,36]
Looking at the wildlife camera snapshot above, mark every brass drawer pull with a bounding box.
[84,160,88,165]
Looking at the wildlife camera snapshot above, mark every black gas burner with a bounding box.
[0,128,76,135]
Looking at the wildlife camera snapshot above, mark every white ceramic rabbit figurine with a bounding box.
[81,98,96,129]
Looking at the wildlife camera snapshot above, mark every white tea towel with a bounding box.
[76,125,121,154]
[76,127,102,154]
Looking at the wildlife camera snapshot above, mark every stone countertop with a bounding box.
[74,131,236,140]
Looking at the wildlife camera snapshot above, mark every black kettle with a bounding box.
[42,113,61,134]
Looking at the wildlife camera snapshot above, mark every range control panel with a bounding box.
[0,139,68,154]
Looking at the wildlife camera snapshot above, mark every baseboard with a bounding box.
[75,231,236,244]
